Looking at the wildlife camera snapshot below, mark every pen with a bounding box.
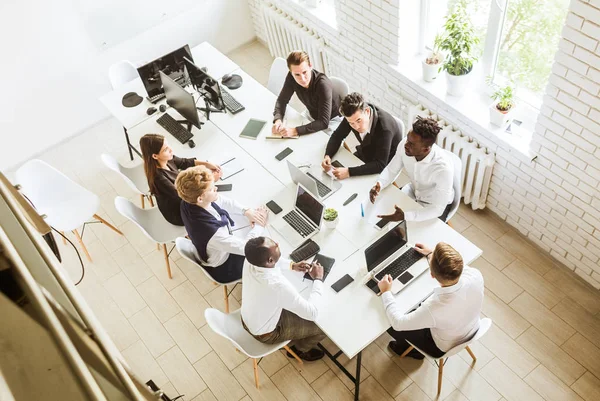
[343,193,358,206]
[221,157,235,166]
[360,203,364,217]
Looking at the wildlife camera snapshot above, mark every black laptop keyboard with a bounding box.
[366,248,424,294]
[283,210,315,237]
[306,172,332,197]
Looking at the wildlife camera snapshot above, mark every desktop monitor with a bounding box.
[159,71,202,129]
[183,57,225,111]
[137,45,194,99]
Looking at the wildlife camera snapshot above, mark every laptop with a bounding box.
[363,221,429,295]
[286,160,341,200]
[271,183,325,248]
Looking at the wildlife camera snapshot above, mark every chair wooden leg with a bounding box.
[283,345,303,365]
[223,285,229,314]
[162,244,172,279]
[447,220,454,228]
[399,345,414,358]
[253,358,260,388]
[60,231,67,245]
[437,358,444,395]
[148,196,155,207]
[72,229,92,262]
[156,243,160,250]
[93,214,124,236]
[140,194,145,209]
[465,346,476,362]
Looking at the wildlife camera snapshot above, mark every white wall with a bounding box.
[0,0,255,170]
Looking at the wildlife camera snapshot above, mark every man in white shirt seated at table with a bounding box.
[369,116,455,222]
[241,236,327,361]
[377,242,484,359]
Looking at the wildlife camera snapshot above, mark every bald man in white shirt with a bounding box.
[370,116,455,222]
[378,242,484,359]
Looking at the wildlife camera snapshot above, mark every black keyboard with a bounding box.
[220,86,245,114]
[290,239,320,262]
[306,172,332,197]
[283,210,316,237]
[156,113,194,144]
[366,248,424,294]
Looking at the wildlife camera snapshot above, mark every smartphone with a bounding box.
[374,219,390,230]
[266,200,283,214]
[331,274,354,293]
[216,184,233,192]
[275,147,293,161]
[332,160,344,168]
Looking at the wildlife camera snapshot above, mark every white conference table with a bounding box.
[101,42,482,400]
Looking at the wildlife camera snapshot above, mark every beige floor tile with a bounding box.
[509,293,575,346]
[373,331,396,359]
[479,324,539,378]
[231,283,243,302]
[457,341,495,373]
[571,371,600,401]
[443,354,502,401]
[447,212,471,233]
[191,389,218,401]
[98,189,130,227]
[111,244,154,286]
[394,382,431,401]
[232,359,287,401]
[503,259,565,308]
[360,343,411,397]
[204,284,242,314]
[561,333,600,379]
[524,365,584,401]
[516,326,586,386]
[457,204,509,240]
[160,382,181,399]
[143,249,187,291]
[88,215,128,253]
[84,239,122,281]
[481,291,530,339]
[352,376,395,401]
[137,276,181,323]
[199,324,248,370]
[544,268,600,315]
[393,356,455,400]
[103,272,146,318]
[443,389,469,401]
[496,231,555,275]
[271,364,321,401]
[311,369,354,401]
[170,281,212,329]
[121,340,169,387]
[320,340,372,390]
[552,298,600,349]
[471,257,523,304]
[176,256,220,296]
[462,226,515,269]
[158,346,207,399]
[255,349,289,377]
[193,352,246,401]
[479,358,544,401]
[129,307,175,357]
[165,312,212,364]
[288,355,329,384]
[242,41,274,67]
[119,219,157,257]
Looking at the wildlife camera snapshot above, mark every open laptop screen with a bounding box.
[295,185,324,227]
[365,221,408,272]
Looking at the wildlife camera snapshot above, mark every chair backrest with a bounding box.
[108,60,138,89]
[267,57,288,95]
[393,115,406,141]
[175,237,241,285]
[445,151,463,223]
[101,154,149,195]
[329,76,349,103]
[444,318,492,358]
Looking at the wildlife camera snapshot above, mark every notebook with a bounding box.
[303,253,335,281]
[239,118,267,139]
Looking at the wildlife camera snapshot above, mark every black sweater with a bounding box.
[324,104,401,176]
[152,156,196,226]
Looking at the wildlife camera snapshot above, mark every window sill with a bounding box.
[389,55,537,161]
[283,0,338,31]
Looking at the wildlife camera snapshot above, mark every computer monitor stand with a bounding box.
[175,120,199,132]
[196,96,224,122]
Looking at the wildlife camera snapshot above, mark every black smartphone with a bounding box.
[216,184,233,192]
[266,200,283,214]
[275,147,293,161]
[331,274,354,293]
[375,218,390,230]
[332,160,344,168]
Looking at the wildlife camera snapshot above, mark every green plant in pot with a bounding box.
[487,77,516,126]
[438,0,480,96]
[323,207,338,229]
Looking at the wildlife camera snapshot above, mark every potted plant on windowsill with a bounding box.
[438,0,479,96]
[422,35,444,82]
[323,208,338,229]
[488,79,516,127]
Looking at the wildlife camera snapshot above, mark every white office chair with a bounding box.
[204,308,303,388]
[399,318,492,396]
[266,57,288,95]
[393,115,406,140]
[15,159,123,262]
[175,237,241,313]
[101,154,153,209]
[114,196,186,279]
[445,151,463,225]
[108,60,138,90]
[330,76,349,101]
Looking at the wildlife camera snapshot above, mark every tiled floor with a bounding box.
[29,41,600,400]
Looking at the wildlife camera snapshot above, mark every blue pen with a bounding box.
[360,203,364,217]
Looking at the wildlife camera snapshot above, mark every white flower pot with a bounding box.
[306,0,321,7]
[489,103,514,127]
[323,218,338,229]
[445,71,472,97]
[422,60,441,82]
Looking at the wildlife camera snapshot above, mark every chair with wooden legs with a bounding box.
[175,237,241,313]
[205,308,303,388]
[114,197,186,279]
[15,159,123,262]
[101,154,154,209]
[398,318,492,396]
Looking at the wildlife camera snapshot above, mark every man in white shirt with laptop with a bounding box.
[241,236,327,361]
[370,116,455,222]
[378,242,484,359]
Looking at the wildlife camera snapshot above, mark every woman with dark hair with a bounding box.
[139,133,221,226]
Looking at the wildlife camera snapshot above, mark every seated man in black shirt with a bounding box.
[272,51,342,137]
[321,92,402,180]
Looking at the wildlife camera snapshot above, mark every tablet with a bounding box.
[239,118,267,139]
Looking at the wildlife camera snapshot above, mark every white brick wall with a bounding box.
[247,0,600,289]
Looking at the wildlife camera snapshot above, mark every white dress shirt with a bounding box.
[377,138,454,221]
[241,258,324,335]
[201,195,264,267]
[381,266,484,352]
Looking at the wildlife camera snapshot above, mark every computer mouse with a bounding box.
[159,104,167,112]
[146,107,157,115]
[188,140,196,148]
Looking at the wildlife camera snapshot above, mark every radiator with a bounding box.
[408,104,496,210]
[261,4,330,74]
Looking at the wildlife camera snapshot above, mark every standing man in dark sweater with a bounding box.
[321,92,402,179]
[272,51,342,137]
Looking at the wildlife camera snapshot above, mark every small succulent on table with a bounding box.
[324,208,338,221]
